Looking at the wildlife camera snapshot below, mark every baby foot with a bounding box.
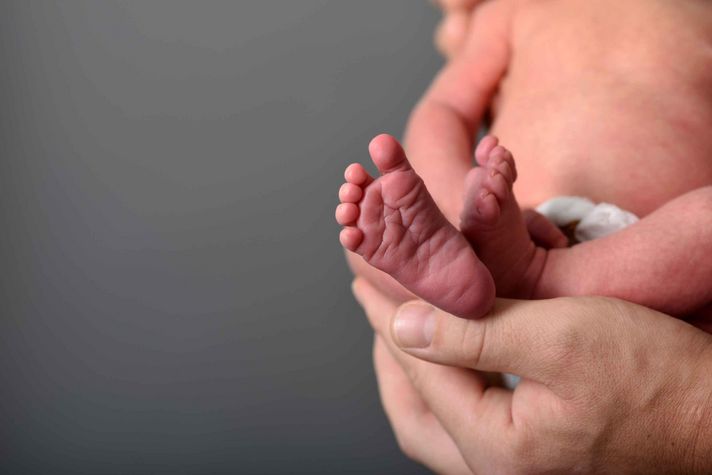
[336,134,495,319]
[460,136,547,297]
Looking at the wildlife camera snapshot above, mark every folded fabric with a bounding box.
[536,196,639,242]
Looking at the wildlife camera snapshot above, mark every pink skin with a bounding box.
[336,132,566,315]
[388,0,712,324]
[339,133,712,321]
[459,135,553,297]
[460,137,712,318]
[336,134,495,319]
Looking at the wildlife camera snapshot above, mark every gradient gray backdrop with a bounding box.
[0,1,442,473]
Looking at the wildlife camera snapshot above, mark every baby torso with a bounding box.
[490,0,712,214]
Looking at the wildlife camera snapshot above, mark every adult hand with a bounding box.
[353,278,712,474]
[432,0,482,59]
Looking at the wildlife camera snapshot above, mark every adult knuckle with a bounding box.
[547,297,627,385]
[547,297,592,358]
[460,320,486,367]
[552,322,582,359]
[431,315,484,368]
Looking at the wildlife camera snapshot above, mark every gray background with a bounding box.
[0,1,442,473]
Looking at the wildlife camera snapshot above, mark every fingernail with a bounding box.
[393,303,435,348]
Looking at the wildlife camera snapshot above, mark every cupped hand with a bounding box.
[354,278,712,474]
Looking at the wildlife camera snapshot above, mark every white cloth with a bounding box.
[536,196,639,242]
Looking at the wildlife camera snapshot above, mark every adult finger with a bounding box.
[353,279,513,458]
[373,337,472,475]
[389,295,609,386]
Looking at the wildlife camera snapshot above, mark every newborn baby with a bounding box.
[335,0,712,320]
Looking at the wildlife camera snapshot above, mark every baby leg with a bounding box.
[336,134,495,319]
[536,186,712,317]
[460,136,548,297]
[459,138,712,316]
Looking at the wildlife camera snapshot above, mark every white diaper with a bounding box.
[535,196,639,242]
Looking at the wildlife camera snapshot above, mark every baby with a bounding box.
[336,0,712,322]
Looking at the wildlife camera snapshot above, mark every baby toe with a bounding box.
[486,167,511,200]
[474,191,500,226]
[498,149,517,181]
[335,203,360,225]
[489,154,515,184]
[339,182,363,203]
[339,227,363,252]
[344,163,373,186]
[475,135,499,166]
